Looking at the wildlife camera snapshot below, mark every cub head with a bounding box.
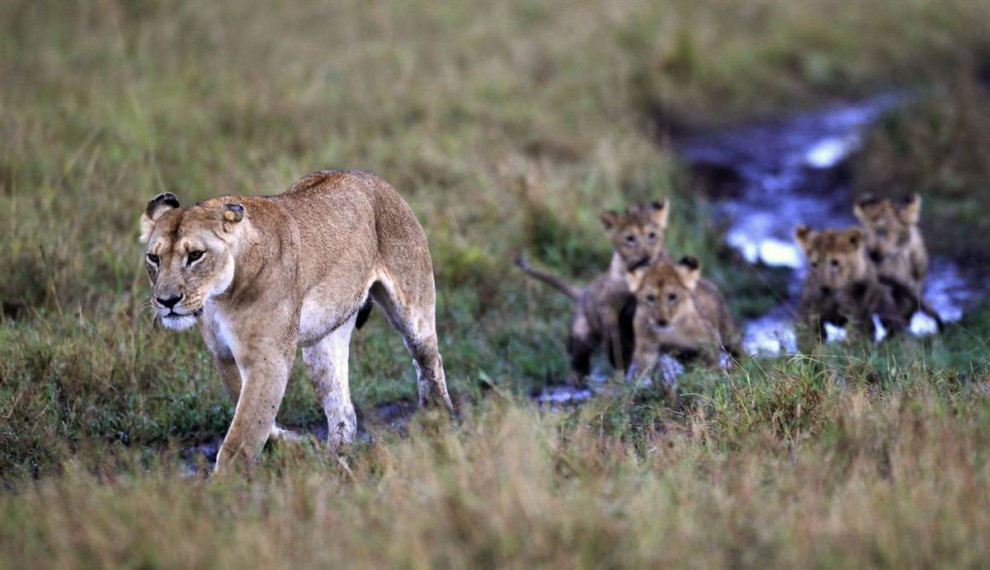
[600,200,670,272]
[139,193,245,330]
[795,225,870,297]
[853,194,921,263]
[629,256,701,332]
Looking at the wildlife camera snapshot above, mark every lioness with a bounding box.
[794,225,906,348]
[853,194,942,330]
[140,169,453,475]
[625,256,741,384]
[516,200,669,386]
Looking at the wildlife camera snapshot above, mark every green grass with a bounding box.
[1,0,990,566]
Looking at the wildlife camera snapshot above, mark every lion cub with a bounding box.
[517,201,669,385]
[853,194,942,330]
[794,225,906,348]
[625,256,741,383]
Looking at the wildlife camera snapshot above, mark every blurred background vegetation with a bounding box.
[1,1,989,565]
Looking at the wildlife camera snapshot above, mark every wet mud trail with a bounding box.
[533,94,982,404]
[676,93,977,354]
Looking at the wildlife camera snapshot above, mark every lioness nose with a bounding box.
[656,318,669,327]
[157,294,183,309]
[820,286,832,296]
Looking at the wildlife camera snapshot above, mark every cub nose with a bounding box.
[656,318,669,327]
[820,286,832,296]
[156,294,184,309]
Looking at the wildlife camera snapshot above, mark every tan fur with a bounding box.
[853,194,941,328]
[140,169,452,476]
[794,225,906,349]
[625,256,740,382]
[516,201,670,385]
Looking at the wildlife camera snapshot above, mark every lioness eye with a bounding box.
[625,235,637,244]
[187,250,205,264]
[830,259,840,268]
[810,261,819,268]
[647,231,657,240]
[668,293,677,302]
[645,293,657,303]
[146,254,160,265]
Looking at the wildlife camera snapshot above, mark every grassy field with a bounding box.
[2,0,990,567]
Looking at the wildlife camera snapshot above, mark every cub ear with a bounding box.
[898,193,921,225]
[140,193,180,243]
[223,203,245,223]
[625,264,650,291]
[794,224,815,252]
[648,199,669,227]
[676,255,701,289]
[846,227,864,248]
[600,210,620,232]
[852,195,877,223]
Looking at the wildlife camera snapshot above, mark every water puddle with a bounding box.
[675,94,977,354]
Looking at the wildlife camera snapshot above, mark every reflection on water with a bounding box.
[677,93,975,355]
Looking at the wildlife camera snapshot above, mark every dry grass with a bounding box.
[3,367,990,568]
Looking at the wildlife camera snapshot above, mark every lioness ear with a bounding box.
[898,193,921,225]
[600,210,620,232]
[676,256,701,289]
[649,199,669,227]
[794,224,815,252]
[140,193,180,243]
[223,203,245,223]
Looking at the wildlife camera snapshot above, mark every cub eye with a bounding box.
[830,259,840,268]
[187,250,205,265]
[810,261,819,269]
[625,235,637,244]
[668,293,677,302]
[146,253,160,265]
[645,293,657,303]
[647,231,657,240]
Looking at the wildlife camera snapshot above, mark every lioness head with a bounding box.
[139,193,245,330]
[600,200,669,271]
[630,256,701,332]
[853,194,921,262]
[795,225,870,296]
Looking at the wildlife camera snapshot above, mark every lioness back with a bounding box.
[272,170,436,344]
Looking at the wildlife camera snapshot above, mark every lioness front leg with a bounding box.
[214,345,294,476]
[213,354,299,442]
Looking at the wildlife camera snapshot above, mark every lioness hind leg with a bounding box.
[302,313,358,448]
[370,279,453,411]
